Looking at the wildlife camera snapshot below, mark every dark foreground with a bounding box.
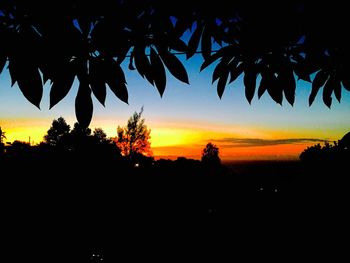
[1,156,349,261]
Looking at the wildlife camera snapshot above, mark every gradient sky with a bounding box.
[1,52,350,160]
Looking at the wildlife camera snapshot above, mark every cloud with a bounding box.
[211,138,327,148]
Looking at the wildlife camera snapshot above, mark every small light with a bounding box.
[260,187,263,191]
[274,189,278,192]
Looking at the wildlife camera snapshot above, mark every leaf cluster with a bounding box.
[1,1,349,127]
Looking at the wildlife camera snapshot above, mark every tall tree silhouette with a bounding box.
[0,127,6,144]
[0,127,6,154]
[1,1,350,127]
[93,128,109,144]
[43,117,71,147]
[201,142,221,167]
[115,107,152,158]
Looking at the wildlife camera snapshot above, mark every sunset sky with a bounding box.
[1,53,350,160]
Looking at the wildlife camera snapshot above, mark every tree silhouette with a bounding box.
[300,132,350,164]
[115,107,152,158]
[0,126,6,154]
[42,117,119,160]
[43,117,71,147]
[64,122,93,152]
[1,1,350,127]
[70,122,92,137]
[300,142,335,163]
[0,127,6,144]
[7,140,31,156]
[201,142,221,167]
[92,128,110,144]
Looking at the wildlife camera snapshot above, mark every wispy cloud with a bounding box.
[211,138,327,148]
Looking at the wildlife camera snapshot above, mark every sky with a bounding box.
[1,53,350,161]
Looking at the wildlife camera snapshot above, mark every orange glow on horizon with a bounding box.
[0,117,339,160]
[152,142,315,161]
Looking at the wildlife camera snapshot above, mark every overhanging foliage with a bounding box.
[1,1,349,127]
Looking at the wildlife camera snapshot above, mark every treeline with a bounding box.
[0,111,224,177]
[300,140,350,164]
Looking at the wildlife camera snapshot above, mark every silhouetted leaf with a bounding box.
[217,68,229,99]
[212,59,227,84]
[264,73,282,104]
[116,44,131,65]
[244,69,256,104]
[201,25,212,60]
[114,62,127,84]
[0,52,6,75]
[187,23,203,59]
[128,56,136,70]
[258,73,269,99]
[75,58,89,84]
[8,59,17,87]
[309,70,328,106]
[174,17,192,36]
[211,23,225,46]
[105,59,128,104]
[50,66,75,109]
[279,68,296,106]
[159,48,189,84]
[200,46,236,72]
[323,77,333,108]
[342,78,350,91]
[134,46,154,85]
[228,61,243,84]
[169,38,187,52]
[89,58,106,106]
[133,47,147,78]
[329,76,341,103]
[295,71,311,82]
[91,18,129,58]
[294,63,312,82]
[75,81,93,128]
[9,59,43,108]
[201,52,223,72]
[334,84,342,103]
[150,47,166,97]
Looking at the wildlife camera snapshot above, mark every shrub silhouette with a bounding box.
[1,1,350,127]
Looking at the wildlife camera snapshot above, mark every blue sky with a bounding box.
[1,53,350,159]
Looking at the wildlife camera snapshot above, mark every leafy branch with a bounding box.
[1,0,349,127]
